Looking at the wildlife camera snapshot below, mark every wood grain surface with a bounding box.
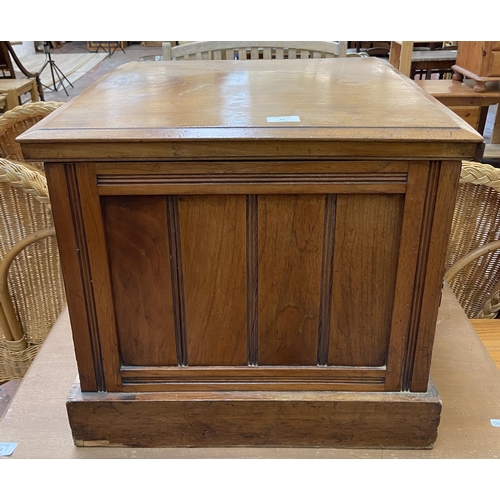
[329,194,404,366]
[257,195,324,365]
[178,195,247,366]
[102,196,177,366]
[44,163,100,392]
[470,319,500,369]
[384,162,431,390]
[45,159,463,391]
[18,59,482,162]
[29,59,482,449]
[410,162,462,391]
[75,166,122,391]
[66,381,441,448]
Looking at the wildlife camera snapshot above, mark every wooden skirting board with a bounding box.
[67,380,441,449]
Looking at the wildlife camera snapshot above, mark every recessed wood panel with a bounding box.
[329,194,404,367]
[487,51,500,76]
[258,195,324,365]
[178,195,247,366]
[102,196,177,366]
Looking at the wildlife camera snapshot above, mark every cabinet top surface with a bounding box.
[19,58,482,160]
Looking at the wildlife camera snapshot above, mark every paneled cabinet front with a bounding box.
[46,158,459,396]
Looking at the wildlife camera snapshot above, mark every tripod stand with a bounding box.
[39,42,73,96]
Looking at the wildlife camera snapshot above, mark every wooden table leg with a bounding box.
[478,106,489,135]
[5,90,18,110]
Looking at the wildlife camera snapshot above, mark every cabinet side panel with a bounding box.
[178,195,247,366]
[329,194,404,366]
[44,163,98,391]
[75,166,122,391]
[410,161,461,391]
[456,41,485,77]
[258,195,324,366]
[101,196,177,366]
[384,162,430,391]
[487,50,500,77]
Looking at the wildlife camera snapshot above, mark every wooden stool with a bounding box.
[0,78,39,111]
[416,79,500,138]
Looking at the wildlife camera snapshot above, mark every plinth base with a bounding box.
[66,379,442,449]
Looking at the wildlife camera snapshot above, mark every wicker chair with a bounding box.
[0,101,64,172]
[0,158,66,383]
[445,160,500,318]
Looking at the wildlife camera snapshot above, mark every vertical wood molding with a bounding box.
[317,194,336,366]
[166,196,188,367]
[246,195,258,366]
[44,163,98,391]
[401,162,441,391]
[75,165,122,391]
[66,165,107,391]
[385,162,429,391]
[410,161,462,391]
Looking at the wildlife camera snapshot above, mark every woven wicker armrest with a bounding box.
[0,158,66,382]
[445,161,500,318]
[0,101,64,172]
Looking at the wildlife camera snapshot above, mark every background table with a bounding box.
[410,49,457,80]
[416,79,500,138]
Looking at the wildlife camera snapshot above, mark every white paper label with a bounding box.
[491,419,500,427]
[266,116,301,123]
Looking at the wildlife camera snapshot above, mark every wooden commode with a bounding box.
[18,58,483,448]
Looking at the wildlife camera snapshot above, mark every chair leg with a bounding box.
[29,79,39,103]
[5,90,18,110]
[36,77,45,101]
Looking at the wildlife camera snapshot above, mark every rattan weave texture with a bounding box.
[0,101,63,172]
[446,161,500,318]
[0,156,66,383]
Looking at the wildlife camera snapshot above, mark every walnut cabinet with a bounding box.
[19,58,483,448]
